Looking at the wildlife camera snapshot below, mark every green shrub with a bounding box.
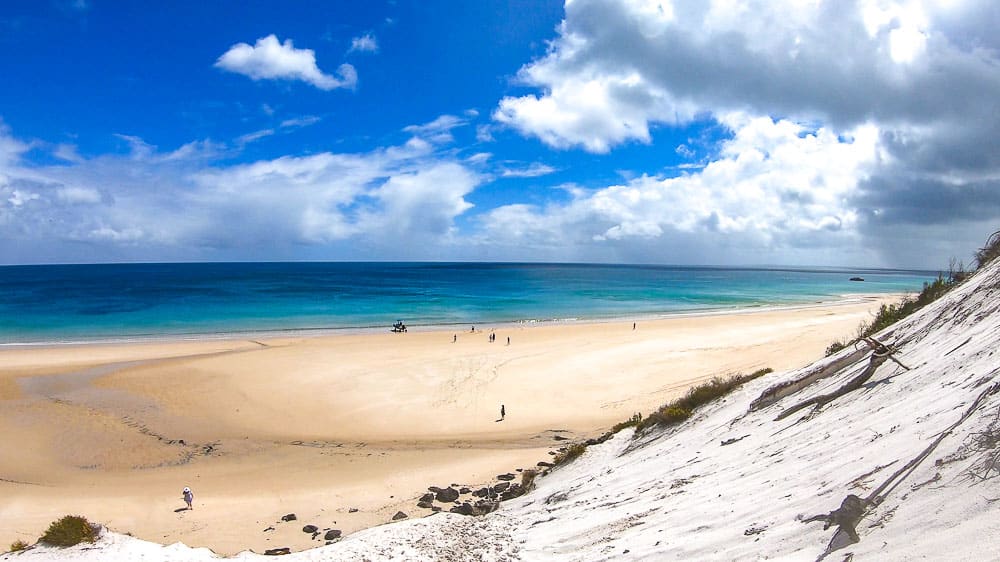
[609,412,643,433]
[825,340,848,356]
[520,469,538,491]
[9,539,29,552]
[39,515,99,547]
[858,274,959,339]
[826,262,971,354]
[553,443,587,465]
[635,369,772,433]
[643,406,691,427]
[975,229,1000,268]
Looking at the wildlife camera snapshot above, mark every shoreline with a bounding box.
[0,294,904,555]
[0,291,906,349]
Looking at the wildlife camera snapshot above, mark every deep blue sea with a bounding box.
[0,262,937,345]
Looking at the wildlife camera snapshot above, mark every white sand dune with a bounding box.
[6,265,1000,561]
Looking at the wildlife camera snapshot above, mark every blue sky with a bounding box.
[1,0,998,267]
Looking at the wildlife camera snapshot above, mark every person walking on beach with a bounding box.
[506,336,510,345]
[500,404,506,421]
[182,487,194,510]
[453,334,457,343]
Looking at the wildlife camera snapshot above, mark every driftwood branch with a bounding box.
[776,338,907,421]
[804,378,1000,560]
[803,494,868,560]
[866,379,1000,507]
[750,347,870,412]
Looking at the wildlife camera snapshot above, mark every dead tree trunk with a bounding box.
[776,337,909,421]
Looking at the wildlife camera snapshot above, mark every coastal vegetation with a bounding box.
[8,539,28,552]
[635,369,773,433]
[39,515,99,547]
[826,229,1000,356]
[520,469,538,492]
[553,443,588,465]
[609,412,643,433]
[552,369,773,469]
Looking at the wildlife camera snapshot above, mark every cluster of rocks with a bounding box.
[259,449,562,555]
[260,513,345,555]
[415,469,538,518]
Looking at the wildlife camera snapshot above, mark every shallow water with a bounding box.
[0,262,935,344]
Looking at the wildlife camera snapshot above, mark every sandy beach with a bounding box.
[0,295,900,555]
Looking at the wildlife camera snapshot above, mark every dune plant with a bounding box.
[520,469,538,492]
[824,270,964,356]
[974,229,1000,268]
[825,340,848,356]
[553,443,588,465]
[39,515,99,547]
[8,539,28,552]
[609,412,643,433]
[636,368,772,433]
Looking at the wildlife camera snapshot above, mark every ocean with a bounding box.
[0,262,936,345]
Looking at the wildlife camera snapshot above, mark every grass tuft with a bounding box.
[9,539,29,552]
[825,340,848,357]
[975,229,1000,268]
[520,469,538,492]
[609,412,643,433]
[39,515,99,547]
[635,368,772,433]
[552,443,588,465]
[825,264,970,356]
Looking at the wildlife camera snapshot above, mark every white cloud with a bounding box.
[349,33,379,53]
[490,0,1000,265]
[478,115,881,264]
[279,115,321,129]
[495,0,999,147]
[403,115,467,144]
[466,152,492,164]
[0,119,481,262]
[235,116,322,147]
[364,163,477,240]
[57,186,101,204]
[215,34,357,90]
[54,143,84,163]
[499,162,557,178]
[236,129,275,146]
[475,124,495,143]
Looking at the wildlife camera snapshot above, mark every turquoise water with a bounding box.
[0,262,936,344]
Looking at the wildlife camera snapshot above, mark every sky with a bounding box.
[1,0,998,268]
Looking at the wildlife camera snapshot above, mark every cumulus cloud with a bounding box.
[215,34,357,90]
[497,0,1000,147]
[492,0,1000,265]
[0,121,480,263]
[349,33,379,53]
[477,114,881,265]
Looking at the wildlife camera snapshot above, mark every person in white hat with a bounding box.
[182,487,194,510]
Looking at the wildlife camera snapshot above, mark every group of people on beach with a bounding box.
[451,327,510,345]
[487,331,509,345]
